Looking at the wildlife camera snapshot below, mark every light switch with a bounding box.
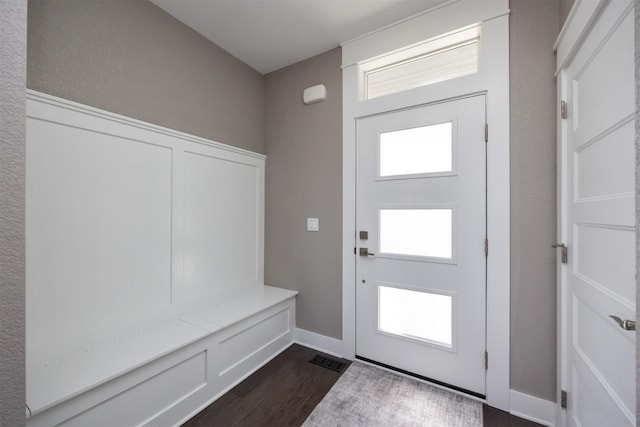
[307,217,319,232]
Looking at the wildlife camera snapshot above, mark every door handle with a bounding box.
[609,315,636,331]
[359,248,375,257]
[552,243,568,264]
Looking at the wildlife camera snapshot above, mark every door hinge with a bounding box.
[354,247,356,255]
[484,351,488,370]
[484,238,489,257]
[561,390,568,409]
[484,123,488,143]
[561,100,568,119]
[552,243,568,264]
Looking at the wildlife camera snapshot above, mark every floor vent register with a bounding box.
[309,354,347,373]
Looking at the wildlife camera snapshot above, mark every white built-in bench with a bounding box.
[25,92,294,426]
[27,286,297,427]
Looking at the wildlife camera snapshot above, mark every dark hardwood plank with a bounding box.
[183,344,543,427]
[483,405,544,427]
[182,344,350,427]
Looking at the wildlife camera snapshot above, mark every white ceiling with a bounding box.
[151,0,449,75]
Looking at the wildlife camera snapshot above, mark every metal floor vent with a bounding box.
[309,354,346,372]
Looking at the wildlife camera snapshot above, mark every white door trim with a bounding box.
[554,0,608,73]
[341,0,510,410]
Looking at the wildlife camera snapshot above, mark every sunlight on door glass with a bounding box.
[379,122,452,177]
[379,285,452,346]
[379,209,452,258]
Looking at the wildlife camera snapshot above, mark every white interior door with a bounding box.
[559,1,636,425]
[355,95,486,396]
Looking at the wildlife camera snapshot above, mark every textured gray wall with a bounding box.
[265,4,562,398]
[509,0,559,401]
[0,0,27,424]
[635,0,639,421]
[264,48,343,339]
[27,0,265,153]
[559,0,575,28]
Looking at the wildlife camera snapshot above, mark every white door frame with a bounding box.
[341,0,511,410]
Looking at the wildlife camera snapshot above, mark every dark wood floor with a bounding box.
[183,344,542,427]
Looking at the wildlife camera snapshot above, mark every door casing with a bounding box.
[341,0,511,410]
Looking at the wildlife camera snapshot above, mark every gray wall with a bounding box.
[509,0,559,401]
[263,3,561,401]
[635,0,639,421]
[560,0,575,28]
[27,0,264,153]
[264,48,343,339]
[0,0,27,424]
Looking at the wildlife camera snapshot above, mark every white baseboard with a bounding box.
[509,389,556,426]
[295,328,345,359]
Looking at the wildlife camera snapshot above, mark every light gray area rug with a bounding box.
[303,361,483,427]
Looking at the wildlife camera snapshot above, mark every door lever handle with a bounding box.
[609,315,636,331]
[359,248,375,257]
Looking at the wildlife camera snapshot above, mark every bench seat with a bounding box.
[26,285,297,427]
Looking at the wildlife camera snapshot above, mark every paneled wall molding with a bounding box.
[26,90,265,161]
[25,90,286,426]
[27,89,266,361]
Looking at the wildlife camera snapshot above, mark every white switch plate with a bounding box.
[307,218,319,231]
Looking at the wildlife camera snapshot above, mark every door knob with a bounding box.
[609,315,636,331]
[359,248,375,257]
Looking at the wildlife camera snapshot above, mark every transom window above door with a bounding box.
[360,26,480,100]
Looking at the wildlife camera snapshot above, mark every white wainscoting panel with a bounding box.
[26,336,213,427]
[216,304,291,372]
[26,287,297,427]
[181,148,263,305]
[25,90,278,426]
[26,90,266,364]
[26,319,211,416]
[26,109,174,362]
[59,350,208,427]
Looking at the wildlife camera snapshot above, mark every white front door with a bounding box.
[355,95,486,396]
[559,1,636,425]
